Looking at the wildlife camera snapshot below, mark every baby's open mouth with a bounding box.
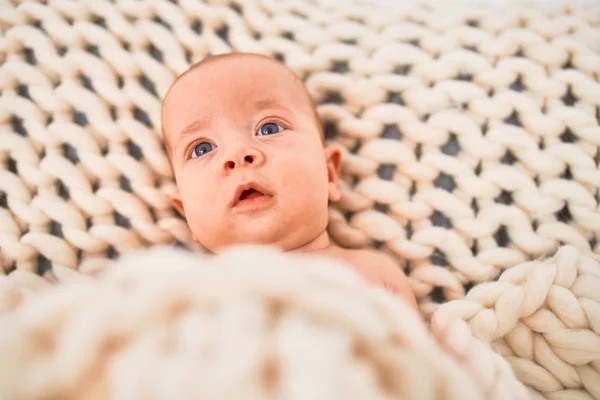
[239,188,265,201]
[231,182,274,210]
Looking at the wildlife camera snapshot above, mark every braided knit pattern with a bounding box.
[2,0,600,317]
[1,0,600,315]
[433,245,600,399]
[0,246,529,400]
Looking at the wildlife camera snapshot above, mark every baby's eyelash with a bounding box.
[256,117,289,131]
[185,139,213,159]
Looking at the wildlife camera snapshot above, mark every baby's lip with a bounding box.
[230,181,273,207]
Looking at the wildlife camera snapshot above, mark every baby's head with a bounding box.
[161,53,342,253]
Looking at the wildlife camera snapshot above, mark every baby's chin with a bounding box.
[200,216,289,252]
[193,204,325,252]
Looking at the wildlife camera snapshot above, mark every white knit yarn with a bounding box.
[2,0,599,316]
[434,245,600,399]
[0,246,528,400]
[1,0,600,398]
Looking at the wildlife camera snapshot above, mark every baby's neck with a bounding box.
[210,231,336,255]
[289,231,333,253]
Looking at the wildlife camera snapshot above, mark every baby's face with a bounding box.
[162,54,341,252]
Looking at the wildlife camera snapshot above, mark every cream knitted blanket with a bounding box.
[0,0,599,398]
[0,245,598,399]
[0,246,524,400]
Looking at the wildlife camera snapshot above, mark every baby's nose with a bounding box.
[224,147,265,170]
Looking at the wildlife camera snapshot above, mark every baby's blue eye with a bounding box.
[257,122,284,136]
[191,142,216,158]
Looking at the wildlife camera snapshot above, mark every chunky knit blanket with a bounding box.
[0,0,599,398]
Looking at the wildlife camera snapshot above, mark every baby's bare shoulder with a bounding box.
[339,247,397,264]
[336,248,418,310]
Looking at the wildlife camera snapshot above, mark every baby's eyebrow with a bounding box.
[179,118,211,137]
[178,99,292,138]
[253,98,290,111]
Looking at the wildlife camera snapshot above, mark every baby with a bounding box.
[161,53,418,310]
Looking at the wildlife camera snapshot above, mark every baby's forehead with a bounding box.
[165,56,314,116]
[174,55,301,93]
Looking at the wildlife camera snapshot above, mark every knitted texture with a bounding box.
[1,0,600,397]
[0,246,529,400]
[2,244,598,398]
[433,245,600,399]
[2,0,600,314]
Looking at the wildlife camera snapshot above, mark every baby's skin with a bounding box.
[161,53,418,311]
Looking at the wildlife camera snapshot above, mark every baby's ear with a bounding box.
[324,144,343,202]
[171,191,186,217]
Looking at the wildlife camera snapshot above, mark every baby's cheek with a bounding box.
[278,152,328,191]
[269,152,329,233]
[180,177,215,219]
